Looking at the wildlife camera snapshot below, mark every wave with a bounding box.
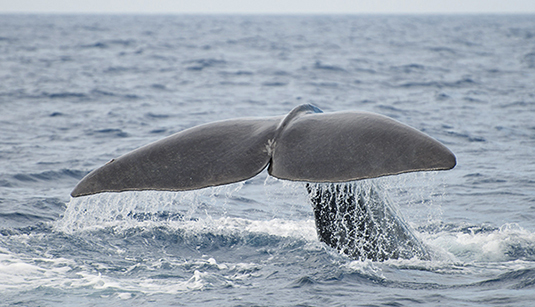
[0,89,141,101]
[313,61,347,72]
[0,244,262,295]
[523,52,535,68]
[261,81,288,87]
[78,39,136,49]
[389,64,426,74]
[184,58,227,71]
[8,169,86,184]
[428,46,458,55]
[218,70,254,76]
[475,268,535,289]
[499,100,535,108]
[396,78,477,89]
[422,223,535,262]
[46,92,88,99]
[0,197,66,230]
[445,130,486,142]
[85,128,129,138]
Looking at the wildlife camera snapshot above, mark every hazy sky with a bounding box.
[1,0,535,14]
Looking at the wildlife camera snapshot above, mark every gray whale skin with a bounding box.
[71,104,456,261]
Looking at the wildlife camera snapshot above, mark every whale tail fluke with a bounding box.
[71,104,455,197]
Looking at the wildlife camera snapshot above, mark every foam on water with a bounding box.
[0,246,255,295]
[0,251,76,291]
[424,223,535,263]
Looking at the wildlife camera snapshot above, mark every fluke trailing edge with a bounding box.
[71,104,456,261]
[71,104,456,197]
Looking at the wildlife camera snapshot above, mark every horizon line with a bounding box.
[1,11,535,15]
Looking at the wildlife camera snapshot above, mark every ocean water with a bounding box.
[1,14,535,306]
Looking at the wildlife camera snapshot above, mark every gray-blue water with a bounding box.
[1,14,535,306]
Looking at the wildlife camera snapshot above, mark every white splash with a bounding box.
[424,223,535,262]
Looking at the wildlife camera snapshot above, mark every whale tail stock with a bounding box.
[306,182,431,261]
[71,104,456,197]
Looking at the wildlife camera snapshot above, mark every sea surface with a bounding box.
[1,14,535,306]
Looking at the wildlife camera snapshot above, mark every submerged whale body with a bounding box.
[71,104,456,261]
